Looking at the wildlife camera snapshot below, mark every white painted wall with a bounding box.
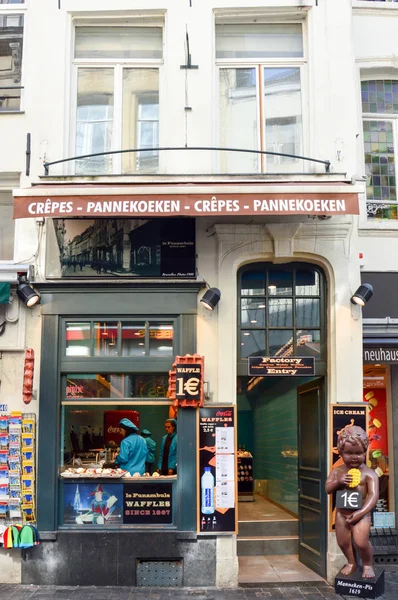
[353,7,398,273]
[1,0,394,585]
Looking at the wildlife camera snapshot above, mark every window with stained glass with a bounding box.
[238,264,324,361]
[362,80,398,219]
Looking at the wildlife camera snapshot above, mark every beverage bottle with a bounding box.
[201,467,215,514]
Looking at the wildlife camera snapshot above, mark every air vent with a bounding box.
[136,559,183,587]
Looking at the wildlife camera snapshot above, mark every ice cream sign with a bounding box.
[248,356,315,376]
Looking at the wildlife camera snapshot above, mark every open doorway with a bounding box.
[236,263,327,584]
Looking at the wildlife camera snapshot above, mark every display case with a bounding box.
[237,452,253,501]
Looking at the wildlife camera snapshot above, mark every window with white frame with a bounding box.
[362,80,398,219]
[73,25,162,175]
[0,191,15,259]
[216,23,305,174]
[0,10,24,111]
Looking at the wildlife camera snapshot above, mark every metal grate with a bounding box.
[136,559,183,587]
[370,527,398,566]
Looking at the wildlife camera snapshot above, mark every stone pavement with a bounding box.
[0,573,397,600]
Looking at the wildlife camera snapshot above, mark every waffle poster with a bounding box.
[329,405,368,531]
[198,406,237,534]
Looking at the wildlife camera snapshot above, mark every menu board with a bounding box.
[198,406,237,534]
[329,404,368,531]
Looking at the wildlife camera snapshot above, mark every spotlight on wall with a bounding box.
[200,287,221,311]
[350,283,373,307]
[17,275,40,308]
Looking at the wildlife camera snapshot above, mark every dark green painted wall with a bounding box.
[237,410,254,452]
[249,377,314,515]
[37,286,199,532]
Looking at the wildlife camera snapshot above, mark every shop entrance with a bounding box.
[237,376,326,584]
[236,263,327,584]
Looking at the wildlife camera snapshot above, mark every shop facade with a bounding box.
[361,272,398,531]
[10,180,363,585]
[2,0,394,587]
[29,282,213,586]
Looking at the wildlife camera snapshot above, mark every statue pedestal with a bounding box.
[334,567,385,598]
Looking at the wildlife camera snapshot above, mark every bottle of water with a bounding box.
[201,467,215,514]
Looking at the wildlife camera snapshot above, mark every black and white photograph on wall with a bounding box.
[45,218,195,278]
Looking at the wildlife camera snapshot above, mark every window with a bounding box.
[73,26,162,175]
[217,23,305,174]
[0,11,24,111]
[238,265,323,361]
[60,317,177,526]
[362,80,398,219]
[65,320,174,358]
[0,191,15,259]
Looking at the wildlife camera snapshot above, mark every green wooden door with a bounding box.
[297,378,327,577]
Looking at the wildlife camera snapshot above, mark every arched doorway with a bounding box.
[236,262,327,583]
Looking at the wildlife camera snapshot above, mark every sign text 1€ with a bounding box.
[336,490,363,510]
[176,364,201,400]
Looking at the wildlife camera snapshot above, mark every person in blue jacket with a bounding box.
[158,419,177,475]
[114,418,147,476]
[141,429,156,475]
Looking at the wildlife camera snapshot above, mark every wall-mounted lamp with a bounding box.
[200,287,221,311]
[350,283,373,307]
[17,275,40,308]
[0,265,40,308]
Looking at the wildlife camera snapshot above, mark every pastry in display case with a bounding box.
[237,446,254,501]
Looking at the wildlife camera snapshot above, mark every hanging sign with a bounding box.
[248,356,315,376]
[168,354,204,408]
[197,406,237,534]
[176,364,202,401]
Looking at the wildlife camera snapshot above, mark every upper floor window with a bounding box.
[73,26,162,175]
[0,12,24,111]
[216,23,305,174]
[0,191,15,259]
[362,80,398,219]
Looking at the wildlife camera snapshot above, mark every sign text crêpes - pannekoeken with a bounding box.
[13,192,360,219]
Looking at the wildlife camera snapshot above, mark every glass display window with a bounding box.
[61,403,172,467]
[65,373,169,400]
[362,364,391,514]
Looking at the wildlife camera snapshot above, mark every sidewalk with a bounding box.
[0,573,397,600]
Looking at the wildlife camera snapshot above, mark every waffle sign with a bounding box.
[176,364,202,401]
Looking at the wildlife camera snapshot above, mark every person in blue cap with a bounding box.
[141,429,156,474]
[158,419,177,475]
[114,418,147,476]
